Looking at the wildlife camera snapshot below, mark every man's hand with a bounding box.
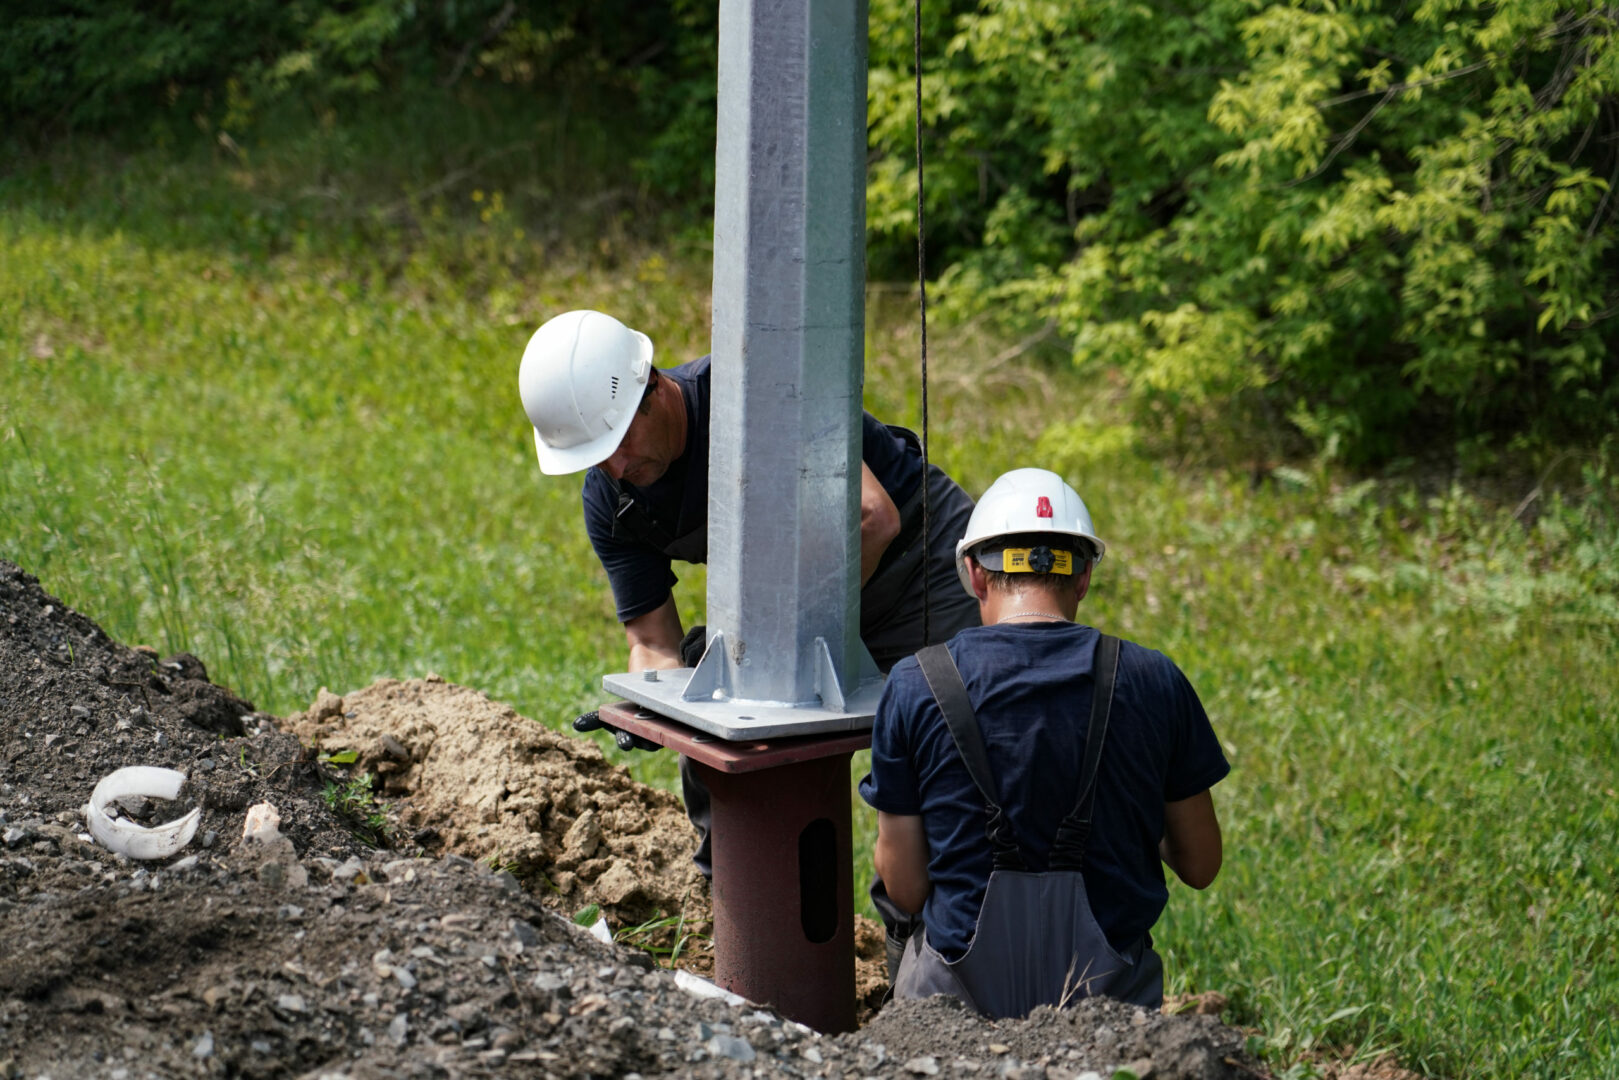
[573,709,661,752]
[625,597,686,671]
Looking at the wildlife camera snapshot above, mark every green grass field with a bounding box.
[3,124,1616,1079]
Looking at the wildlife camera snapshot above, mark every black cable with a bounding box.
[914,0,931,649]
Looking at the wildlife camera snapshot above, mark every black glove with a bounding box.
[679,624,708,668]
[573,709,661,753]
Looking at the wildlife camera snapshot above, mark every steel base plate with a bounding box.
[601,668,879,741]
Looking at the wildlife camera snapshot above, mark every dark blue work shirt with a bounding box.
[860,622,1229,961]
[582,355,925,622]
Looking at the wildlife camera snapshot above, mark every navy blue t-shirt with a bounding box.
[582,355,925,622]
[859,622,1229,961]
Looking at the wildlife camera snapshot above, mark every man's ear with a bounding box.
[966,557,992,603]
[1074,561,1094,602]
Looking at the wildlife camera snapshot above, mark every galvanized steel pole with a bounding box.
[705,0,871,706]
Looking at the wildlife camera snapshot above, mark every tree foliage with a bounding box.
[866,0,1619,462]
[0,1,704,152]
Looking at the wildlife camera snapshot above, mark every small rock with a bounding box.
[257,859,308,889]
[447,1002,487,1030]
[382,859,419,883]
[311,688,345,720]
[171,855,199,873]
[242,803,282,843]
[802,1046,823,1064]
[276,994,306,1014]
[152,731,168,749]
[988,1044,1011,1055]
[333,857,369,884]
[707,1034,756,1063]
[388,1013,409,1046]
[393,966,417,990]
[562,810,602,860]
[905,1056,941,1076]
[192,1031,214,1059]
[3,828,30,849]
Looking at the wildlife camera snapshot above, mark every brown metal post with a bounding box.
[696,754,856,1034]
[599,702,865,1033]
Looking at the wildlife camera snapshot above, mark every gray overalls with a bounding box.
[893,634,1164,1018]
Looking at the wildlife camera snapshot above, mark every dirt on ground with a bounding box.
[0,558,1269,1079]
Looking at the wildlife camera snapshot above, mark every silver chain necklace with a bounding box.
[997,611,1066,624]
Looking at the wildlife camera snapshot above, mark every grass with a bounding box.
[4,105,1617,1078]
[320,770,392,848]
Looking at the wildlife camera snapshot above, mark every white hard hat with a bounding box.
[518,310,655,475]
[955,468,1106,596]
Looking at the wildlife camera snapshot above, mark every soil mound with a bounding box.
[0,559,1268,1078]
[283,677,709,944]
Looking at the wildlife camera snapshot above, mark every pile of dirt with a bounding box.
[283,677,709,946]
[0,559,1270,1078]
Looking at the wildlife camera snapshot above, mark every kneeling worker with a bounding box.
[859,467,1228,1017]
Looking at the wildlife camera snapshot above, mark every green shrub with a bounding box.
[864,0,1619,464]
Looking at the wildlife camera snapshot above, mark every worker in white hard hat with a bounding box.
[518,309,979,959]
[859,467,1229,1018]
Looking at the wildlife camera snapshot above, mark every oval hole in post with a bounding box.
[798,817,837,944]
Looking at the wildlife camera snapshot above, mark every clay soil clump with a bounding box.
[284,677,710,956]
[0,559,1268,1078]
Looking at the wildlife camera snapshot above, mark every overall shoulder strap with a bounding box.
[915,644,1027,871]
[1048,634,1120,871]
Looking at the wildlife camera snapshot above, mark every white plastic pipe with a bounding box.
[83,766,201,860]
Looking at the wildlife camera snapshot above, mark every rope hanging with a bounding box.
[914,0,932,647]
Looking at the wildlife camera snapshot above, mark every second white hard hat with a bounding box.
[519,310,654,475]
[955,467,1106,596]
